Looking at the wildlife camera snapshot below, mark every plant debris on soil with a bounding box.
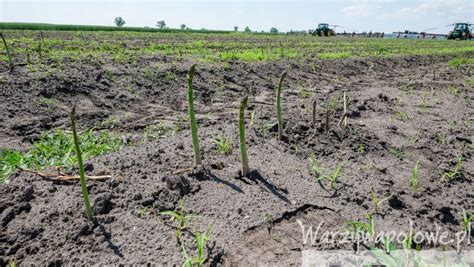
[0,30,473,265]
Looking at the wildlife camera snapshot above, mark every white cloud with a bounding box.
[380,0,474,21]
[342,3,382,18]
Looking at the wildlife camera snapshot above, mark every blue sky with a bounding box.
[1,0,473,33]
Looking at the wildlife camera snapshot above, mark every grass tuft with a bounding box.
[0,129,121,183]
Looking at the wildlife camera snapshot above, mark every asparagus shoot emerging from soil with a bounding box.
[312,99,317,125]
[276,71,287,140]
[239,95,250,177]
[343,92,348,128]
[187,64,202,166]
[70,106,93,221]
[0,32,14,72]
[325,97,330,132]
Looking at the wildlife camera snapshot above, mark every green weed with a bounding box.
[442,157,463,181]
[370,191,391,213]
[392,111,411,121]
[137,206,150,218]
[160,199,195,238]
[347,213,375,237]
[448,86,459,96]
[213,134,233,155]
[448,57,474,68]
[410,160,420,191]
[388,147,405,159]
[0,129,121,182]
[462,209,472,234]
[181,225,212,267]
[141,123,177,142]
[308,154,342,190]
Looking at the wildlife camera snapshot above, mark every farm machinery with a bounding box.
[313,23,336,37]
[447,23,472,40]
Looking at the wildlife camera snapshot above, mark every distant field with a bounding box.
[0,28,473,65]
[0,22,232,34]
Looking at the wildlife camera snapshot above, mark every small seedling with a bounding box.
[308,154,322,179]
[181,225,212,267]
[442,157,463,181]
[138,206,150,218]
[392,111,411,121]
[308,155,342,190]
[0,32,14,72]
[448,86,459,96]
[438,133,447,145]
[447,120,456,130]
[186,64,202,166]
[370,191,391,213]
[159,199,195,238]
[381,235,396,254]
[70,106,93,221]
[263,212,273,233]
[388,147,404,159]
[462,209,472,234]
[213,134,233,155]
[347,213,375,237]
[239,95,250,177]
[327,164,342,190]
[410,160,420,190]
[357,144,366,155]
[276,71,287,141]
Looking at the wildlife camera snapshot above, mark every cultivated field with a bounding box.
[0,30,473,265]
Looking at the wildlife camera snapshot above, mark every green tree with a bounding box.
[156,20,166,29]
[114,17,126,27]
[244,26,251,33]
[181,24,186,30]
[234,26,239,32]
[270,27,279,34]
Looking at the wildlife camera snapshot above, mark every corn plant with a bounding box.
[159,199,195,238]
[182,225,212,267]
[239,95,250,177]
[0,32,14,72]
[410,160,420,190]
[187,64,202,166]
[462,209,472,234]
[70,106,93,221]
[276,71,287,140]
[442,157,463,181]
